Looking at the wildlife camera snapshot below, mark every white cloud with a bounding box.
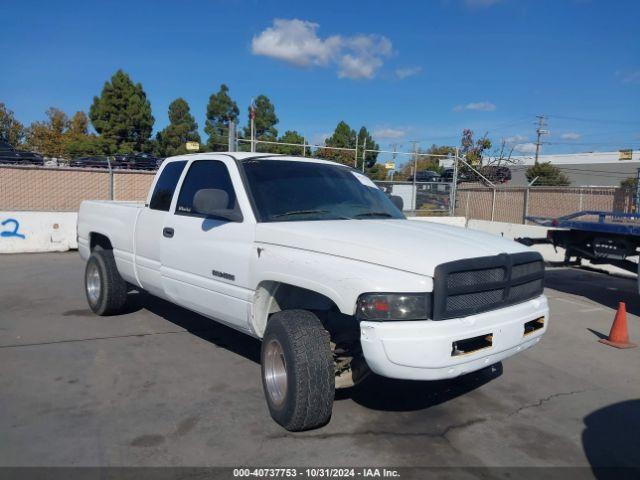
[514,142,537,154]
[395,66,422,79]
[252,19,392,79]
[561,132,581,140]
[374,128,406,139]
[617,69,640,84]
[453,101,497,112]
[504,134,528,143]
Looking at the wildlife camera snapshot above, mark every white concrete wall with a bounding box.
[467,219,564,262]
[0,212,78,253]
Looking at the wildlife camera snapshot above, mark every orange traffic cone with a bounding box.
[599,302,637,349]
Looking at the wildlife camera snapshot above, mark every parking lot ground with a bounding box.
[0,252,639,469]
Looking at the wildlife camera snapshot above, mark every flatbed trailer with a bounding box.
[518,211,640,286]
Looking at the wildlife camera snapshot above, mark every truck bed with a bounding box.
[77,200,145,261]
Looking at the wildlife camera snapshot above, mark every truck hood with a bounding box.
[255,219,531,277]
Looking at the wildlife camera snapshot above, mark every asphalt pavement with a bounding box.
[1,253,639,469]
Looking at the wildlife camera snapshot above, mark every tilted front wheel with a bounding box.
[84,249,128,316]
[261,310,334,431]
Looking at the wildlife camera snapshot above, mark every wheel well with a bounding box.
[252,281,340,338]
[90,233,112,251]
[252,281,365,388]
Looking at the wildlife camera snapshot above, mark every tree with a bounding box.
[525,162,570,186]
[155,98,201,157]
[89,69,154,154]
[366,163,389,181]
[274,130,305,155]
[205,84,239,152]
[0,102,25,147]
[314,121,357,165]
[460,129,491,166]
[244,94,278,151]
[356,126,379,169]
[397,144,453,179]
[64,111,103,157]
[25,108,69,158]
[621,177,637,190]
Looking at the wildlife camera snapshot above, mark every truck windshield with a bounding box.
[241,159,405,222]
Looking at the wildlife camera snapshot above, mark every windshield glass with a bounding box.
[241,159,406,222]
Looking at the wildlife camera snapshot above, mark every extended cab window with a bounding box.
[175,160,238,216]
[149,160,187,211]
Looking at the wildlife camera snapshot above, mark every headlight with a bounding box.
[356,293,431,321]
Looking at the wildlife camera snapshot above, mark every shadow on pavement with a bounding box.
[125,290,504,414]
[336,362,503,412]
[131,290,262,364]
[544,268,640,316]
[582,399,640,478]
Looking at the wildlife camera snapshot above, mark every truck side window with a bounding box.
[175,160,237,216]
[149,160,187,211]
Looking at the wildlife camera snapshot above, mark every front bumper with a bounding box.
[360,294,548,381]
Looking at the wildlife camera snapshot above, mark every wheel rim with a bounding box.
[264,339,288,406]
[86,262,101,305]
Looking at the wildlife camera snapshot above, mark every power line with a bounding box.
[545,114,640,126]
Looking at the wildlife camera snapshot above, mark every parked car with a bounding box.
[408,170,441,182]
[70,153,159,170]
[440,167,471,184]
[482,165,512,184]
[440,166,512,185]
[0,140,44,166]
[78,152,548,431]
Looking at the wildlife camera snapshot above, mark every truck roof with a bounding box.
[161,152,348,167]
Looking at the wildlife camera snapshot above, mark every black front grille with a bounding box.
[433,252,544,320]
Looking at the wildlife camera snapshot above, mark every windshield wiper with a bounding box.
[354,211,394,218]
[272,209,330,218]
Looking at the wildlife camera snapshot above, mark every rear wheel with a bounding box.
[261,310,334,431]
[85,249,128,315]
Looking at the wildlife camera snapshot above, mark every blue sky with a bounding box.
[1,0,639,163]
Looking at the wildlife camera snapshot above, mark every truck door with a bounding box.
[134,160,187,298]
[159,159,254,332]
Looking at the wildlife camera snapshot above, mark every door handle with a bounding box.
[163,227,174,238]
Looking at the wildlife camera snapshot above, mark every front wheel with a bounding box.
[261,310,334,431]
[85,249,128,316]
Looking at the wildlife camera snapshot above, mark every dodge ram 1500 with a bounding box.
[78,152,548,431]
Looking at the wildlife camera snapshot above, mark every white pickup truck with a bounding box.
[78,152,549,431]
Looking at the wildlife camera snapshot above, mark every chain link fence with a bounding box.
[455,185,635,223]
[2,164,636,222]
[375,181,453,216]
[0,165,154,211]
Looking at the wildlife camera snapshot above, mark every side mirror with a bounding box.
[389,195,404,211]
[193,189,243,222]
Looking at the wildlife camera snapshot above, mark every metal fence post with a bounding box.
[449,148,459,216]
[579,187,584,211]
[465,190,470,220]
[523,187,530,224]
[107,156,114,200]
[491,187,496,221]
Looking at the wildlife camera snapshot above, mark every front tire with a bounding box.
[85,249,128,316]
[261,310,334,431]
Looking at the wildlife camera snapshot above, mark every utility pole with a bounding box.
[390,143,398,181]
[250,98,256,153]
[361,137,367,172]
[410,140,419,212]
[534,115,548,165]
[228,121,236,152]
